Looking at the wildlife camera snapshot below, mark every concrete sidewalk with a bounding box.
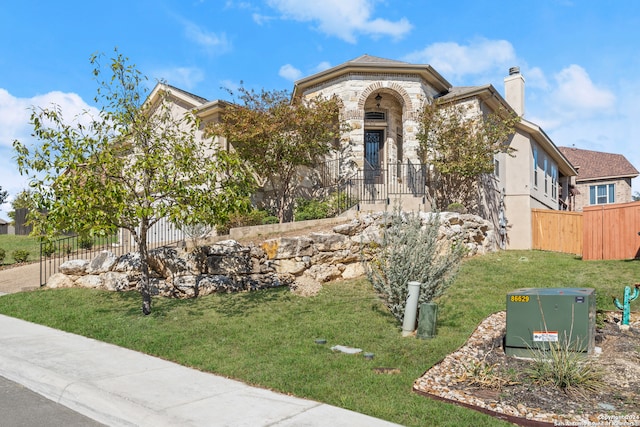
[0,314,402,427]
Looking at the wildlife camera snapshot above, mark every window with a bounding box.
[494,159,500,178]
[544,157,548,194]
[589,184,615,205]
[365,111,386,121]
[533,148,538,187]
[551,165,557,199]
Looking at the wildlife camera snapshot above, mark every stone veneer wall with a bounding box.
[47,212,498,298]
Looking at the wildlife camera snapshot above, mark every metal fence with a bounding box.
[40,224,185,286]
[318,160,428,206]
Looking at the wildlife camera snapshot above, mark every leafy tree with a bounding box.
[7,189,36,224]
[0,186,7,207]
[208,86,348,223]
[14,50,254,315]
[633,191,640,202]
[417,99,519,210]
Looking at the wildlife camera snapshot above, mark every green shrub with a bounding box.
[294,192,358,222]
[525,333,604,393]
[262,215,279,225]
[446,203,467,214]
[216,209,274,235]
[294,198,329,221]
[365,208,467,323]
[78,235,94,250]
[0,248,5,264]
[12,250,30,263]
[41,240,56,257]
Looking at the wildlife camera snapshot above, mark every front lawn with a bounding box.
[0,234,41,265]
[0,250,636,426]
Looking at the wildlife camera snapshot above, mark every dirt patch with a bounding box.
[414,311,640,426]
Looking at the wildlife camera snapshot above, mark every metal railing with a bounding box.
[317,160,428,206]
[40,224,185,286]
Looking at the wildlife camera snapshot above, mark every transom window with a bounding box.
[589,184,615,205]
[365,111,386,121]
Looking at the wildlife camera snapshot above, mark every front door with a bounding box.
[364,130,384,183]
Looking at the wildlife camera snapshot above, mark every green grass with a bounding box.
[0,234,41,265]
[0,250,637,426]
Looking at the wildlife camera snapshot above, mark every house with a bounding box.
[148,55,577,250]
[557,146,639,211]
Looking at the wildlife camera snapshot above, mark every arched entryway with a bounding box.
[362,89,404,183]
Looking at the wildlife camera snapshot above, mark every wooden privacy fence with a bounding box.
[532,209,583,255]
[532,201,640,260]
[582,201,640,261]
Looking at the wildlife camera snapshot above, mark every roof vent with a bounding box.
[509,66,520,76]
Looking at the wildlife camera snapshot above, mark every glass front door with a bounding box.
[364,130,384,182]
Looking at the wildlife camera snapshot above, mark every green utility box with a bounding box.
[504,288,596,357]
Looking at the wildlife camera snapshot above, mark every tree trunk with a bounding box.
[136,223,152,315]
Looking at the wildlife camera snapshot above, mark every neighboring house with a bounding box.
[147,55,577,250]
[557,146,639,211]
[0,218,8,235]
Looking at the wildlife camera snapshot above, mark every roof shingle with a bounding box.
[558,146,639,181]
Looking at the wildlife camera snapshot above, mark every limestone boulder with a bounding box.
[204,242,252,275]
[262,237,314,260]
[148,247,190,277]
[59,259,89,275]
[87,251,118,274]
[75,275,103,289]
[113,252,142,273]
[310,233,349,252]
[102,271,131,291]
[47,273,75,288]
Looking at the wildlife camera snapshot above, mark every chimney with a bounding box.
[504,66,525,117]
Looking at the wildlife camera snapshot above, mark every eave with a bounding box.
[519,119,577,177]
[292,60,452,101]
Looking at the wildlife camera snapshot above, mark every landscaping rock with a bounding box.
[59,259,89,275]
[87,251,118,274]
[48,211,497,299]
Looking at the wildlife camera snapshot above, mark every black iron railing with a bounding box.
[40,223,185,286]
[318,160,428,206]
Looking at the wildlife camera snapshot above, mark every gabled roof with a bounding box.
[292,54,452,100]
[165,84,209,104]
[558,147,639,181]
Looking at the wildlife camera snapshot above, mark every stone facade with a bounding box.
[48,212,497,297]
[573,177,634,212]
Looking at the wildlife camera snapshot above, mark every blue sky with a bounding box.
[1,0,639,219]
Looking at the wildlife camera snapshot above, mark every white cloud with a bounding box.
[153,67,205,90]
[522,66,549,91]
[0,89,99,218]
[313,61,332,73]
[278,64,302,81]
[551,65,616,112]
[183,20,231,54]
[252,13,275,25]
[403,38,516,81]
[525,65,640,193]
[527,64,617,134]
[0,89,98,148]
[267,0,412,43]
